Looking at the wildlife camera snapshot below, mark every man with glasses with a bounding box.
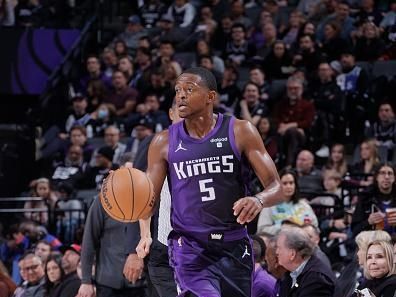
[352,164,396,236]
[13,253,45,297]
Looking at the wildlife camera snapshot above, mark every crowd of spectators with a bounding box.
[1,0,396,296]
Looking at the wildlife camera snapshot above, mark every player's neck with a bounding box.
[184,112,217,139]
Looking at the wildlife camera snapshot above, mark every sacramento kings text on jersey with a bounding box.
[172,155,234,180]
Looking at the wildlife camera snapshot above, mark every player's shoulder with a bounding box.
[233,118,258,136]
[151,130,169,147]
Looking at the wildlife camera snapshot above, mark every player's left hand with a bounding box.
[233,196,262,225]
[123,253,144,284]
[136,236,152,259]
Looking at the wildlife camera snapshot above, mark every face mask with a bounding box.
[98,109,109,119]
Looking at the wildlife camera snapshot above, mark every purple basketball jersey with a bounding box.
[168,113,247,236]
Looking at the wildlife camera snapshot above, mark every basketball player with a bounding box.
[145,67,283,297]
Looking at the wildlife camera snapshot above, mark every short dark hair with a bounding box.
[182,67,218,92]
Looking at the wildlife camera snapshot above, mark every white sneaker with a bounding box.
[315,145,330,158]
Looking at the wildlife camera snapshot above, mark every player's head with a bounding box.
[181,67,217,92]
[174,67,217,117]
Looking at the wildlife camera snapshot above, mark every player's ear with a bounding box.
[207,90,217,103]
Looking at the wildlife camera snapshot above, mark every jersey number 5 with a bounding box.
[199,179,216,201]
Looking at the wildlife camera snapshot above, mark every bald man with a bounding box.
[295,150,323,195]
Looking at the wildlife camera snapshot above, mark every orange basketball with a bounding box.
[99,167,155,222]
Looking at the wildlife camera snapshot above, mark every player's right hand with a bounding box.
[76,284,95,297]
[136,237,152,258]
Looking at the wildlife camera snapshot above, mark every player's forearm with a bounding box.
[255,178,283,208]
[139,217,151,239]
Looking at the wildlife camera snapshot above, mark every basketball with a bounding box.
[99,167,155,223]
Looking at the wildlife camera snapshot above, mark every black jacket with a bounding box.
[279,255,335,297]
[351,187,396,236]
[356,275,396,297]
[50,272,80,297]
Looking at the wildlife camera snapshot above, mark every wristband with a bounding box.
[254,195,264,207]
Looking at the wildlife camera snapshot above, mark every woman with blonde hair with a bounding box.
[350,139,381,187]
[24,178,58,224]
[355,240,396,297]
[355,230,392,267]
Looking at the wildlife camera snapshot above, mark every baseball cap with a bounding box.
[128,15,141,25]
[60,244,81,255]
[97,146,115,162]
[136,117,155,131]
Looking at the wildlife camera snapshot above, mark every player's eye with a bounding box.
[187,87,193,93]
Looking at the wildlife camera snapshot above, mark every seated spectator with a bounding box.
[165,0,196,29]
[257,117,278,162]
[44,254,64,297]
[336,50,369,145]
[222,23,256,67]
[297,0,321,17]
[77,55,112,95]
[154,40,182,75]
[86,80,108,113]
[90,126,125,166]
[56,244,81,297]
[249,9,274,53]
[34,241,51,264]
[323,143,349,177]
[64,94,95,137]
[78,146,119,190]
[355,240,396,296]
[91,104,117,137]
[103,70,138,118]
[141,69,174,111]
[273,77,315,166]
[114,15,148,55]
[194,39,225,74]
[238,82,268,126]
[117,55,134,87]
[353,21,386,62]
[317,1,355,42]
[134,94,170,132]
[257,169,318,235]
[309,62,344,156]
[354,0,383,27]
[19,221,62,250]
[13,253,45,297]
[132,47,153,91]
[218,65,242,110]
[277,227,335,297]
[292,34,323,78]
[251,236,276,297]
[249,66,270,104]
[295,150,324,194]
[302,224,332,268]
[321,22,350,62]
[230,0,253,30]
[151,14,186,48]
[352,164,396,236]
[350,139,381,186]
[365,102,396,162]
[263,0,288,32]
[24,178,58,224]
[257,22,278,60]
[113,39,129,58]
[51,145,87,188]
[212,14,233,51]
[280,10,305,49]
[355,230,392,268]
[63,126,94,164]
[101,47,118,80]
[125,118,155,164]
[198,55,223,86]
[263,41,294,80]
[195,5,218,42]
